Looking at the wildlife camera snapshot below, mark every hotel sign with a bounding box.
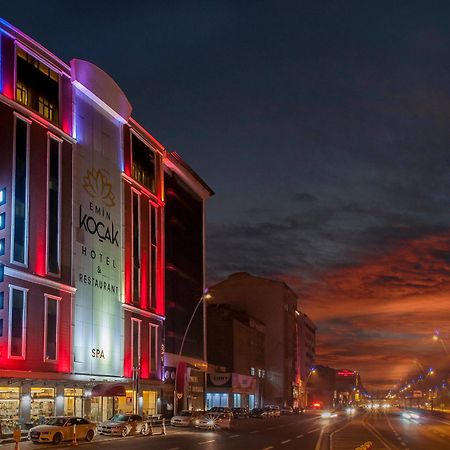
[72,88,124,377]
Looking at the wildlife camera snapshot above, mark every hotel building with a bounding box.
[0,18,211,425]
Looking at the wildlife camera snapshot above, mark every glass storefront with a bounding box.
[64,389,83,417]
[249,394,255,410]
[31,388,54,421]
[233,393,241,407]
[115,390,134,415]
[0,387,20,430]
[142,390,157,417]
[91,396,114,423]
[206,393,229,409]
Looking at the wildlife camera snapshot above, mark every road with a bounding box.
[4,409,450,450]
[330,408,450,450]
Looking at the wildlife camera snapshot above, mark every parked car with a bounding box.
[170,410,204,427]
[280,406,293,415]
[249,408,270,418]
[28,417,96,444]
[264,405,281,417]
[195,412,232,430]
[293,407,305,414]
[231,407,249,419]
[97,414,149,437]
[208,407,232,414]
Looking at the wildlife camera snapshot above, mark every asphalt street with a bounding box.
[4,409,450,450]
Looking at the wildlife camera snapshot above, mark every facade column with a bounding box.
[84,396,92,420]
[20,385,31,422]
[55,386,64,416]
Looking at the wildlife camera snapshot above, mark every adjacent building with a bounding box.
[209,272,316,407]
[206,303,265,410]
[163,153,213,414]
[308,366,362,408]
[296,312,316,406]
[0,18,211,425]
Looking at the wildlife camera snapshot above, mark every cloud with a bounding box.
[290,232,450,389]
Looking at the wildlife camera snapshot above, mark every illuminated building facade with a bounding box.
[0,19,211,424]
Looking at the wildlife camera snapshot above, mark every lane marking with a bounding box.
[296,434,304,438]
[308,428,320,433]
[281,439,291,444]
[198,439,215,444]
[250,430,260,434]
[230,434,240,438]
[314,427,325,450]
[267,427,275,430]
[261,447,274,450]
[167,448,180,450]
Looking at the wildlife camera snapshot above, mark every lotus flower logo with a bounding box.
[82,168,115,207]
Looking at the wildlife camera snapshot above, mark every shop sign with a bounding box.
[232,373,256,391]
[208,373,232,387]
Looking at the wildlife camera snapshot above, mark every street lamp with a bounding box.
[303,368,316,408]
[432,332,449,357]
[173,290,212,415]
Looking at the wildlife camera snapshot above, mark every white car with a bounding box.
[195,412,232,430]
[97,414,149,437]
[171,410,204,427]
[28,417,96,444]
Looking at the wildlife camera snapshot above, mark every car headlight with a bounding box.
[402,412,411,419]
[321,412,331,418]
[207,420,215,425]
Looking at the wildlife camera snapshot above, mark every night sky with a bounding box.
[4,1,450,390]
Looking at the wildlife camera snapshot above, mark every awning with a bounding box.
[90,383,127,397]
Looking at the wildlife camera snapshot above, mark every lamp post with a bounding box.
[173,291,211,416]
[432,332,450,357]
[302,368,316,408]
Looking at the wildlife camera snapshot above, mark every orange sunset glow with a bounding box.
[288,233,450,390]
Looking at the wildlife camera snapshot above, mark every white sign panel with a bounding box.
[72,90,124,377]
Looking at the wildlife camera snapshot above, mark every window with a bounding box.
[16,47,59,123]
[0,212,5,229]
[0,292,4,309]
[47,137,61,275]
[131,190,140,305]
[250,367,255,376]
[0,318,3,337]
[131,133,156,192]
[131,319,141,369]
[8,286,27,358]
[0,188,5,205]
[149,205,157,309]
[12,116,29,265]
[149,324,158,375]
[0,239,4,256]
[44,295,60,361]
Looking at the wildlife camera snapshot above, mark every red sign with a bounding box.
[337,370,355,377]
